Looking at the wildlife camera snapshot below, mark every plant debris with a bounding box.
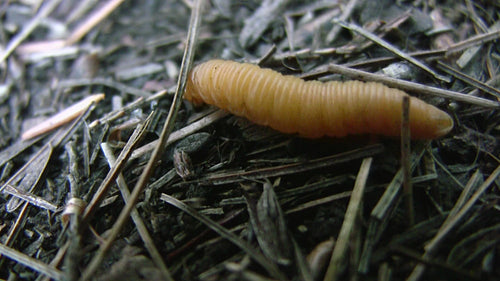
[0,0,499,280]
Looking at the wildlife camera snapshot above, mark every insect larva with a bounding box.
[184,60,453,139]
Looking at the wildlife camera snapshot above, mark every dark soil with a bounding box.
[0,0,499,280]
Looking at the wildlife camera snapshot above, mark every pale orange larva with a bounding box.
[184,60,453,139]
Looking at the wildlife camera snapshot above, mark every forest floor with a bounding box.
[0,0,499,280]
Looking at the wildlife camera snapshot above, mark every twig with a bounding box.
[406,166,500,281]
[66,0,126,45]
[79,0,204,279]
[326,0,358,43]
[160,194,287,280]
[16,43,78,60]
[66,0,100,24]
[406,170,482,281]
[0,0,62,64]
[445,27,500,56]
[286,190,353,214]
[21,94,105,140]
[327,63,499,108]
[436,61,500,99]
[89,90,168,128]
[0,243,64,281]
[468,74,500,97]
[335,20,450,82]
[130,109,228,160]
[100,143,172,280]
[183,144,383,186]
[323,157,372,281]
[300,49,447,80]
[0,202,30,268]
[59,78,153,98]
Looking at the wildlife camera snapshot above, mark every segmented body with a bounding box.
[185,60,453,139]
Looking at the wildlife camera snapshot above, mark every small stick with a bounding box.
[323,157,373,281]
[66,0,126,45]
[335,20,450,82]
[326,0,358,43]
[406,167,499,281]
[445,28,500,56]
[327,63,499,108]
[161,193,287,280]
[130,109,228,160]
[0,243,63,280]
[101,143,172,280]
[0,0,62,64]
[407,170,482,281]
[437,61,500,99]
[1,184,57,211]
[78,0,204,279]
[21,94,105,140]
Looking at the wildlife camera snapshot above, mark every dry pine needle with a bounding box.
[21,93,105,140]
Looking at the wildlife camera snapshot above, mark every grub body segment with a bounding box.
[185,60,453,139]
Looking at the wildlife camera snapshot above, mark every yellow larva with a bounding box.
[185,60,453,139]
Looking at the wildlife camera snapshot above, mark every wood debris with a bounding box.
[0,0,498,280]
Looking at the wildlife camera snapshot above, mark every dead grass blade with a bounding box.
[183,144,383,186]
[78,0,204,279]
[130,109,228,161]
[160,193,287,280]
[323,157,372,281]
[0,243,64,281]
[405,169,482,280]
[239,0,290,48]
[0,0,62,64]
[100,143,171,280]
[1,102,96,212]
[407,165,500,281]
[82,113,152,221]
[65,0,126,45]
[0,103,97,279]
[358,147,426,273]
[2,184,57,211]
[445,28,500,56]
[327,63,499,108]
[436,61,500,100]
[326,0,358,43]
[0,137,43,168]
[21,93,105,140]
[2,145,52,212]
[335,20,450,82]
